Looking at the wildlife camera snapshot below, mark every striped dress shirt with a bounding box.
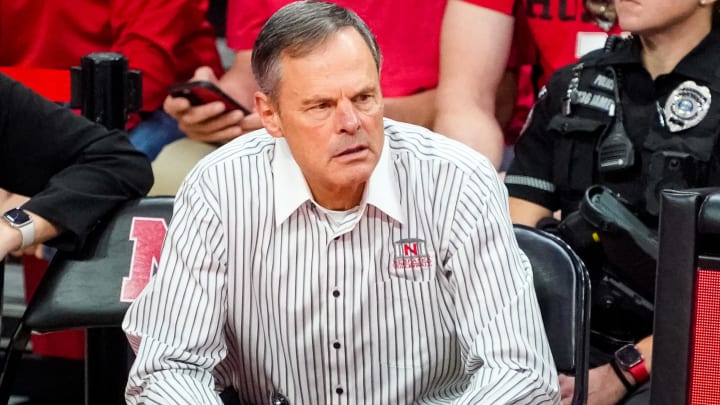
[123,119,560,405]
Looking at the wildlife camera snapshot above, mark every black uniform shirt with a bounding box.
[506,30,720,224]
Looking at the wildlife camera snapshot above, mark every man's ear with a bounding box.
[255,91,283,138]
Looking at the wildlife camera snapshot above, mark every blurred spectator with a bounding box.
[0,0,223,160]
[434,0,622,168]
[164,0,445,142]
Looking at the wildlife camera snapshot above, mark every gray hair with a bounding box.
[251,1,382,101]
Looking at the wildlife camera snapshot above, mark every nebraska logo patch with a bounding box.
[120,217,168,302]
[393,238,432,271]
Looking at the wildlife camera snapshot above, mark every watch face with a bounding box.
[4,208,30,226]
[615,344,643,368]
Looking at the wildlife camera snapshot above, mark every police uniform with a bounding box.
[507,30,720,222]
[505,31,720,361]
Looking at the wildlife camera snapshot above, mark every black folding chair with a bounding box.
[514,224,591,405]
[651,188,720,405]
[0,196,174,405]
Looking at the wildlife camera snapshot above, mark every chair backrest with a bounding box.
[513,224,591,405]
[22,197,174,332]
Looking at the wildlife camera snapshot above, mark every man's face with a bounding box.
[256,27,385,209]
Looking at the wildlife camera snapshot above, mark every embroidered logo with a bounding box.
[393,238,432,271]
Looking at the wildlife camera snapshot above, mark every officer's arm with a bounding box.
[509,197,552,227]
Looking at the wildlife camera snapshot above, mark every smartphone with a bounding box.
[169,80,251,115]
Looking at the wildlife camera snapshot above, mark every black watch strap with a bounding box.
[610,359,633,392]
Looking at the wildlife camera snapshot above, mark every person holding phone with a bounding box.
[162,0,445,144]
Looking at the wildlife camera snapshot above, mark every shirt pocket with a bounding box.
[548,114,607,196]
[369,278,443,369]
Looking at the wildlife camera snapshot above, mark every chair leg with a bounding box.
[86,327,132,405]
[0,323,32,405]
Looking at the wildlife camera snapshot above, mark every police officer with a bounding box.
[505,0,720,404]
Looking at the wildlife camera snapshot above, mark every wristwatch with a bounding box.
[613,344,650,386]
[3,208,34,249]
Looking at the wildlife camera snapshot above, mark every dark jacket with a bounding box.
[0,73,153,250]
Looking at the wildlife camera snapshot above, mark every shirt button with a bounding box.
[335,387,344,395]
[332,289,341,298]
[333,341,341,349]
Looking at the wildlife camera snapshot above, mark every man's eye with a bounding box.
[355,94,372,103]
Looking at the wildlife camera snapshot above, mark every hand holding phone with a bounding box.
[169,81,251,115]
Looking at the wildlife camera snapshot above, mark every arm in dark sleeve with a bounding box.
[504,70,568,212]
[0,73,153,250]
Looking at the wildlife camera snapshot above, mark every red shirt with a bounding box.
[0,0,223,111]
[463,0,622,85]
[226,0,447,98]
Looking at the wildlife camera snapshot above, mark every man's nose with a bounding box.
[336,99,360,134]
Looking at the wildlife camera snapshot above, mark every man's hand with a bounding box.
[164,66,261,144]
[559,364,627,405]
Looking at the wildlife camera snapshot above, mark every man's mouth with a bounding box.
[336,145,368,157]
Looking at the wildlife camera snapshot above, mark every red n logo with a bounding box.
[120,217,168,302]
[403,243,418,256]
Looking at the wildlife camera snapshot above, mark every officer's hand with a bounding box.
[164,67,251,145]
[559,364,627,405]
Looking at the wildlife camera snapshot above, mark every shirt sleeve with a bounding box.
[123,177,228,405]
[0,74,153,251]
[458,0,515,15]
[226,0,278,51]
[505,72,565,212]
[109,0,222,111]
[445,166,560,404]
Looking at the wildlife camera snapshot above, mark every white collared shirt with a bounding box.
[123,119,560,405]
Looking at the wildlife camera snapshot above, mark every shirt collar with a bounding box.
[362,137,405,225]
[672,30,720,91]
[596,31,720,91]
[273,138,314,225]
[272,135,405,226]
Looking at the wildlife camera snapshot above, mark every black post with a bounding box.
[70,52,142,130]
[70,52,142,405]
[85,328,133,405]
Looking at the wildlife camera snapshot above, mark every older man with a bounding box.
[123,2,559,404]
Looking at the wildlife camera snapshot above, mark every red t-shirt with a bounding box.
[0,0,223,111]
[464,0,622,85]
[226,0,446,97]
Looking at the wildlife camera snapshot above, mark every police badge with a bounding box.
[663,80,712,132]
